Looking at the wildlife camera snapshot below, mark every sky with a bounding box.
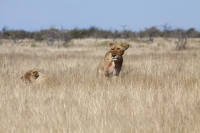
[0,0,200,31]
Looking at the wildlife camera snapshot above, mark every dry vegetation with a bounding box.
[0,38,200,133]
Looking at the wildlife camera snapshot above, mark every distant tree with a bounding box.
[186,28,198,38]
[60,29,72,43]
[112,30,120,38]
[34,31,44,42]
[88,26,100,38]
[145,26,160,38]
[68,28,90,39]
[100,30,112,38]
[0,31,2,39]
[173,29,187,50]
[43,28,61,47]
[137,30,146,40]
[2,26,11,39]
[162,23,172,40]
[120,29,132,38]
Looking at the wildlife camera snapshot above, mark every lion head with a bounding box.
[21,70,40,83]
[109,43,129,61]
[21,70,50,84]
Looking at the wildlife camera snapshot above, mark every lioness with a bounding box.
[21,69,50,84]
[97,43,129,78]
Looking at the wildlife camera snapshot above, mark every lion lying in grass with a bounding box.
[97,43,129,78]
[21,69,51,84]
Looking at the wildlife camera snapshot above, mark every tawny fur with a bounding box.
[97,43,129,78]
[21,69,51,84]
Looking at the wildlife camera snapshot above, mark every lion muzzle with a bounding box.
[112,58,118,61]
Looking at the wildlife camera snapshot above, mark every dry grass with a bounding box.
[0,38,200,133]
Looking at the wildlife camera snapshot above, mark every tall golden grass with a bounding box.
[0,38,200,132]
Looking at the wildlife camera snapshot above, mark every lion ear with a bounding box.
[123,44,129,50]
[109,43,115,48]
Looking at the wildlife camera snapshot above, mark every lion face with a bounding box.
[32,71,39,79]
[21,70,40,83]
[109,43,129,61]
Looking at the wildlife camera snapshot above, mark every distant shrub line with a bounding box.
[0,26,199,46]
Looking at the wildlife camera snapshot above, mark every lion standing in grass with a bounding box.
[97,43,129,78]
[21,69,51,84]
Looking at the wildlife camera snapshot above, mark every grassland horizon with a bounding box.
[0,38,200,132]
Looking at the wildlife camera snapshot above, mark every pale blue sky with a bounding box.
[0,0,200,31]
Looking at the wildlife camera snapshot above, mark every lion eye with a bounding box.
[111,49,114,51]
[117,48,120,50]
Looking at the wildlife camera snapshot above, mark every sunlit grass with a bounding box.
[0,38,200,132]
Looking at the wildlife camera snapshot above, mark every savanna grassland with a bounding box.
[0,38,200,133]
